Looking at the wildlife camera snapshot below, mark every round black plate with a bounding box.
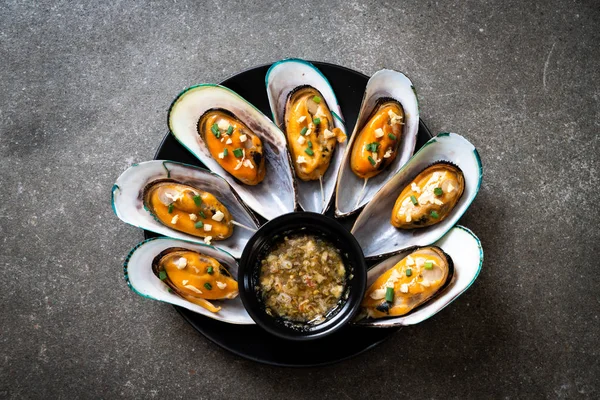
[149,61,432,367]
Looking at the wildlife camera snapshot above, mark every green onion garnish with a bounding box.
[424,261,433,270]
[365,142,380,152]
[368,156,376,166]
[233,148,243,158]
[313,118,321,125]
[207,266,214,275]
[159,271,167,280]
[305,148,314,156]
[388,133,397,140]
[385,287,394,302]
[307,140,313,148]
[168,203,174,213]
[211,123,220,138]
[300,127,308,136]
[193,195,202,206]
[226,125,233,135]
[406,268,412,277]
[195,221,204,229]
[204,282,212,290]
[313,95,321,103]
[430,210,439,219]
[434,187,443,196]
[199,211,206,219]
[410,195,418,205]
[223,148,228,157]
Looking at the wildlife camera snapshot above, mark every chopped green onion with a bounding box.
[388,133,397,140]
[300,127,308,136]
[233,148,243,158]
[305,148,314,156]
[430,210,439,219]
[406,268,412,277]
[313,118,321,125]
[207,266,214,275]
[204,282,212,290]
[168,203,174,213]
[367,156,376,166]
[434,187,443,196]
[307,140,313,148]
[226,125,233,135]
[312,95,321,103]
[211,123,220,138]
[193,195,202,206]
[410,195,418,205]
[223,148,228,157]
[199,211,206,219]
[424,261,433,270]
[385,287,394,302]
[365,142,380,152]
[159,270,167,280]
[195,221,204,229]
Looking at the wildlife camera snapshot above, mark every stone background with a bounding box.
[1,0,598,398]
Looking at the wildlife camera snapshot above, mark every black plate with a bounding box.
[149,61,432,367]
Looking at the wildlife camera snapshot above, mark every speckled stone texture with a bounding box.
[1,0,598,398]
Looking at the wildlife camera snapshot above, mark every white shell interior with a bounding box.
[265,58,347,213]
[336,69,420,217]
[358,225,483,327]
[112,160,258,258]
[352,133,482,259]
[168,84,296,220]
[124,237,254,325]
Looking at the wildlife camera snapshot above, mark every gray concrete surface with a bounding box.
[1,0,598,398]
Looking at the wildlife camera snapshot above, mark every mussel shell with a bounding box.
[351,133,482,259]
[168,84,297,220]
[336,69,419,217]
[112,160,259,258]
[266,59,347,213]
[355,225,483,327]
[124,237,253,324]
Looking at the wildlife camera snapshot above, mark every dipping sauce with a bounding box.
[259,234,346,324]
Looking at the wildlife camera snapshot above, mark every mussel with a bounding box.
[350,99,403,179]
[283,86,346,181]
[391,162,465,229]
[143,180,234,241]
[152,247,239,313]
[361,246,453,319]
[198,109,266,185]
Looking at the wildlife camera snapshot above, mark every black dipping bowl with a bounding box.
[239,212,367,341]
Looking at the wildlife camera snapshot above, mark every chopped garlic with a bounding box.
[184,284,203,294]
[243,159,254,169]
[218,152,225,159]
[416,257,425,267]
[434,199,444,205]
[400,284,409,293]
[204,236,212,245]
[170,215,179,224]
[216,281,227,290]
[411,182,421,193]
[217,120,229,131]
[420,280,431,288]
[297,135,306,145]
[239,134,247,142]
[204,224,212,232]
[406,256,415,266]
[306,128,312,136]
[388,110,397,118]
[165,191,183,202]
[182,280,189,285]
[189,213,198,221]
[212,210,225,222]
[297,116,306,123]
[323,129,335,139]
[405,213,412,223]
[383,148,393,158]
[226,138,233,145]
[374,128,384,138]
[175,257,187,270]
[297,155,307,164]
[447,183,455,192]
[371,152,379,163]
[234,161,243,170]
[370,288,386,300]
